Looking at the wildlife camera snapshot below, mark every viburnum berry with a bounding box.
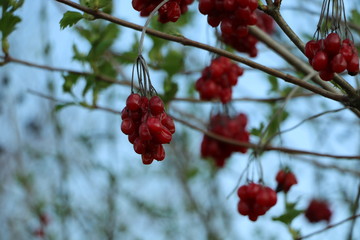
[275,169,298,193]
[305,199,332,223]
[304,32,359,80]
[132,0,194,23]
[221,10,275,57]
[121,93,175,165]
[236,182,277,221]
[195,57,244,104]
[201,112,249,167]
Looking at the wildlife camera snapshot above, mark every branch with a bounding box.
[1,55,132,87]
[54,0,349,104]
[29,90,360,160]
[296,213,360,240]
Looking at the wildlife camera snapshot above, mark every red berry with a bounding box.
[312,51,328,71]
[147,116,163,133]
[324,33,341,55]
[199,0,214,14]
[149,96,165,115]
[237,200,250,215]
[142,152,154,165]
[237,185,248,200]
[305,40,319,59]
[126,93,141,111]
[139,123,152,141]
[154,127,172,144]
[133,138,146,154]
[319,70,334,81]
[305,199,332,223]
[161,114,176,134]
[121,118,135,135]
[153,144,165,161]
[347,54,359,76]
[331,53,347,73]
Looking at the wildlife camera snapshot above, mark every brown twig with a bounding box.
[29,90,360,160]
[53,0,348,104]
[296,213,360,240]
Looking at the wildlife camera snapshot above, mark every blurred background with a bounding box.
[0,0,359,239]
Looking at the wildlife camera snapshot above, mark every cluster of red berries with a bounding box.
[132,0,194,23]
[305,33,359,81]
[121,93,175,164]
[195,57,244,103]
[198,0,258,30]
[201,113,249,167]
[275,169,298,193]
[305,199,332,223]
[237,182,277,221]
[221,10,275,57]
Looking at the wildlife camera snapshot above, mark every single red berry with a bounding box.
[139,123,152,141]
[347,54,359,76]
[133,138,146,154]
[305,199,332,223]
[121,118,135,135]
[142,152,154,165]
[319,70,334,81]
[312,51,329,71]
[199,0,214,14]
[154,127,172,144]
[126,93,141,111]
[149,96,165,115]
[153,144,165,161]
[331,53,347,73]
[305,40,319,59]
[237,185,249,200]
[237,200,250,216]
[324,33,341,55]
[161,114,176,134]
[146,116,163,134]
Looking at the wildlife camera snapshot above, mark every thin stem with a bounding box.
[296,213,360,240]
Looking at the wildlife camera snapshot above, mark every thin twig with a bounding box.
[29,90,360,160]
[296,213,360,240]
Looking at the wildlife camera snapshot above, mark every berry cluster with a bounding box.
[132,0,194,23]
[121,93,175,164]
[237,183,277,221]
[275,169,297,193]
[199,0,258,30]
[305,33,359,81]
[195,57,244,103]
[221,10,275,57]
[201,113,249,167]
[305,199,332,223]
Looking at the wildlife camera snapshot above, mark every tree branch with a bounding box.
[54,0,349,104]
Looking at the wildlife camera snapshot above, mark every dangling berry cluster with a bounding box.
[221,10,275,57]
[237,183,277,221]
[132,0,194,23]
[275,169,298,193]
[201,113,249,167]
[195,57,244,103]
[305,199,332,223]
[121,93,176,164]
[305,33,359,81]
[199,0,258,30]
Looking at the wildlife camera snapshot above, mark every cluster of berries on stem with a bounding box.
[237,182,277,221]
[121,56,175,165]
[275,168,298,193]
[305,33,359,81]
[221,10,275,57]
[195,57,244,103]
[121,94,175,164]
[201,111,249,167]
[132,0,194,23]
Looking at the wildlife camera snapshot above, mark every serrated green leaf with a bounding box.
[0,12,21,38]
[60,11,83,30]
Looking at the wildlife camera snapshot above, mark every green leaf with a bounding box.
[62,73,80,93]
[0,12,21,38]
[350,9,360,26]
[54,102,76,112]
[60,11,83,30]
[250,123,264,137]
[161,76,178,104]
[267,75,279,93]
[162,49,184,76]
[272,209,304,225]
